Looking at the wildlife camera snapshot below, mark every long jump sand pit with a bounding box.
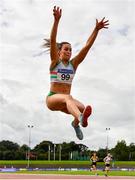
[0,174,134,180]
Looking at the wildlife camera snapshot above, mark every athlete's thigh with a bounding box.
[46,94,68,111]
[73,98,85,113]
[61,97,85,114]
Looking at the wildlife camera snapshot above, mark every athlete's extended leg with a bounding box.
[46,94,82,120]
[46,94,92,139]
[47,95,92,126]
[46,94,84,140]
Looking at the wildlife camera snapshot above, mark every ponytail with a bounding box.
[42,38,51,51]
[42,38,70,51]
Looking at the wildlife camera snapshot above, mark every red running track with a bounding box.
[0,174,134,180]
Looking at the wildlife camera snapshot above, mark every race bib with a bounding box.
[57,69,74,83]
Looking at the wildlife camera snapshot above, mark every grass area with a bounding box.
[0,160,88,165]
[1,170,135,176]
[0,160,135,166]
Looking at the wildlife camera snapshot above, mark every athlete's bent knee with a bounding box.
[65,94,73,101]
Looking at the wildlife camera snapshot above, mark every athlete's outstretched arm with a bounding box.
[71,17,109,69]
[50,6,62,64]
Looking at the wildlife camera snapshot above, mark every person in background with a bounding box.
[90,152,99,175]
[103,153,112,177]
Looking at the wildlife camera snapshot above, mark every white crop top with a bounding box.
[50,61,75,84]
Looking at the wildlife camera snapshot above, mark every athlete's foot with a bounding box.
[80,105,92,127]
[71,121,83,140]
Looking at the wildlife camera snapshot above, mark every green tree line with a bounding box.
[0,140,135,161]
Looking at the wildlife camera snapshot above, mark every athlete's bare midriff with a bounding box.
[50,82,71,94]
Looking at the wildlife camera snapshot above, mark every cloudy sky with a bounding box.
[0,0,135,150]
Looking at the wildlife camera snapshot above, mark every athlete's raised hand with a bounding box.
[96,17,109,30]
[53,6,62,21]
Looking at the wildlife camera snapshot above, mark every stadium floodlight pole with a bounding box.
[54,144,56,161]
[106,127,110,154]
[27,125,34,168]
[59,144,62,161]
[48,144,50,161]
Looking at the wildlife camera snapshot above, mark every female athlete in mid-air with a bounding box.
[44,6,109,140]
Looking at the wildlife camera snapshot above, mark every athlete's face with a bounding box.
[59,43,72,61]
